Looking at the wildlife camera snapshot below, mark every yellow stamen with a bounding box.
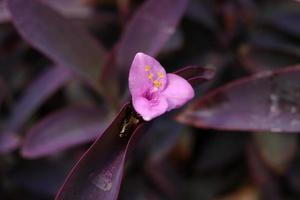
[145,65,151,71]
[157,72,164,78]
[153,80,162,88]
[148,73,153,80]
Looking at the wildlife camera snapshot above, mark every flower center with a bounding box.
[145,65,164,89]
[143,89,155,101]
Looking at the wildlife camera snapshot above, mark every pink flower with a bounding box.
[129,53,195,121]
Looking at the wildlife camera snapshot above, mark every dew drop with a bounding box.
[196,110,213,118]
[254,70,273,79]
[270,127,282,133]
[164,26,175,34]
[290,120,300,127]
[269,94,280,117]
[92,169,113,191]
[290,106,297,114]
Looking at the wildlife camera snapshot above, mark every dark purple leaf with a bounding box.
[6,66,72,131]
[0,0,91,23]
[160,30,184,53]
[116,0,189,69]
[0,132,20,154]
[239,45,300,73]
[250,32,300,58]
[186,0,217,31]
[241,31,300,72]
[55,103,147,200]
[177,65,300,132]
[7,0,106,92]
[0,1,10,23]
[21,104,107,159]
[266,11,300,39]
[41,0,91,19]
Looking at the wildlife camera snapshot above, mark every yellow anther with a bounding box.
[157,72,164,78]
[153,80,162,88]
[148,73,153,80]
[145,65,151,71]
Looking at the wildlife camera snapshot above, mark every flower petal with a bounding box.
[129,52,167,97]
[162,73,195,111]
[132,96,168,121]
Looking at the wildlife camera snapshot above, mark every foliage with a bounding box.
[0,0,300,199]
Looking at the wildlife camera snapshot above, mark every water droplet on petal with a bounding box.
[92,169,113,191]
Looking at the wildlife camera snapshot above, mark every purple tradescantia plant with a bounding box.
[129,53,194,121]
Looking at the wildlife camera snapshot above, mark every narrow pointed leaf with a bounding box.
[7,0,106,90]
[21,105,107,159]
[0,0,91,23]
[56,103,147,200]
[0,1,10,23]
[116,0,189,69]
[7,66,72,131]
[41,0,91,19]
[250,32,300,58]
[267,11,300,39]
[177,65,300,132]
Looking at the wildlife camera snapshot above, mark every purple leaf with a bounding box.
[7,0,106,91]
[21,104,107,159]
[0,132,20,154]
[116,0,189,69]
[250,32,300,58]
[55,103,147,200]
[186,0,217,31]
[6,66,72,132]
[239,44,300,73]
[41,0,92,19]
[0,0,91,23]
[267,11,300,39]
[0,1,10,23]
[177,65,300,133]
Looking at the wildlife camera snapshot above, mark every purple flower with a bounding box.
[129,53,195,121]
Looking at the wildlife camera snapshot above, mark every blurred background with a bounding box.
[0,0,300,199]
